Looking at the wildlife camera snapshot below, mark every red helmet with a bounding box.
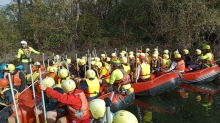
[0,78,9,88]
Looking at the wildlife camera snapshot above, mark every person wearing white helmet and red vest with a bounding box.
[17,40,42,74]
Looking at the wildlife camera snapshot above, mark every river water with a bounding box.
[125,77,220,123]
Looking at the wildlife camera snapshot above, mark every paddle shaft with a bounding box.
[42,53,46,72]
[8,73,20,123]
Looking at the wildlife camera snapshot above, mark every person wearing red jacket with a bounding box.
[39,79,90,123]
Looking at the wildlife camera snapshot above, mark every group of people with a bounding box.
[0,40,216,123]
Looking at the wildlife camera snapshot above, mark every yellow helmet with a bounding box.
[95,57,100,62]
[203,44,211,50]
[49,66,58,73]
[120,57,128,64]
[76,58,81,63]
[101,54,106,58]
[67,59,71,65]
[111,53,116,57]
[106,57,111,62]
[119,52,125,57]
[59,68,69,78]
[121,51,127,54]
[79,59,86,66]
[54,55,60,60]
[81,56,86,60]
[152,53,158,59]
[136,53,140,57]
[95,62,102,68]
[4,64,15,73]
[129,51,134,55]
[173,50,179,55]
[154,48,158,51]
[146,48,150,52]
[86,69,96,78]
[61,79,76,93]
[129,55,134,59]
[163,54,169,59]
[42,77,55,88]
[163,49,169,54]
[113,110,138,123]
[183,49,189,54]
[175,53,181,59]
[34,61,41,66]
[91,57,95,61]
[89,99,106,119]
[140,53,146,57]
[153,51,159,55]
[91,61,96,66]
[196,49,202,55]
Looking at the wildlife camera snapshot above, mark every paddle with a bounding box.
[8,73,20,123]
[38,65,47,123]
[29,63,40,123]
[42,53,46,72]
[76,53,80,77]
[104,98,112,123]
[115,48,117,58]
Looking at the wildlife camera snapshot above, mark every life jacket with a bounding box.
[162,59,171,69]
[0,87,18,107]
[139,64,150,79]
[47,85,64,108]
[201,53,215,67]
[67,90,89,119]
[11,71,22,86]
[99,67,110,80]
[151,60,158,68]
[20,47,31,60]
[85,77,100,98]
[158,56,163,64]
[175,60,185,72]
[122,64,131,74]
[146,56,151,64]
[26,72,39,85]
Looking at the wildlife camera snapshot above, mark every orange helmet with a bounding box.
[0,78,9,88]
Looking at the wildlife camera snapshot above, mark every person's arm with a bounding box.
[0,90,15,105]
[109,71,116,85]
[45,88,81,105]
[135,65,141,82]
[165,62,177,72]
[29,47,40,55]
[81,80,88,91]
[45,88,64,111]
[19,72,26,92]
[0,106,14,120]
[17,49,22,59]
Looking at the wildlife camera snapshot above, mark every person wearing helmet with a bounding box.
[146,48,150,54]
[200,44,215,68]
[58,68,70,85]
[120,57,131,75]
[89,99,113,122]
[17,40,42,74]
[161,54,171,71]
[150,54,160,77]
[0,78,18,109]
[80,70,100,100]
[113,110,138,123]
[78,59,89,78]
[188,49,203,71]
[163,49,169,55]
[39,79,90,123]
[0,63,7,79]
[111,53,117,61]
[164,53,185,73]
[35,77,68,119]
[4,64,26,93]
[135,56,151,82]
[182,49,192,67]
[46,66,60,84]
[98,62,110,83]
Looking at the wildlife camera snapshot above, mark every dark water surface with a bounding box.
[125,78,220,123]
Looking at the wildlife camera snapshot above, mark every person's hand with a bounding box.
[151,70,155,73]
[39,83,47,91]
[11,103,18,112]
[34,108,43,115]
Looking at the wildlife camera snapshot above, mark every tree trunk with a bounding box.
[17,0,22,31]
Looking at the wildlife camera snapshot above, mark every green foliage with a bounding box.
[0,0,219,55]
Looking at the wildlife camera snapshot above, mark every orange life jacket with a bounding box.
[67,90,89,119]
[175,60,185,71]
[11,71,21,86]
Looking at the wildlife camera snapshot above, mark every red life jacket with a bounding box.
[175,60,185,71]
[11,71,21,86]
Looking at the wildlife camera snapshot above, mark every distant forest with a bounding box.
[0,0,219,57]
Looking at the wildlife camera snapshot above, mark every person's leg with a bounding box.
[46,110,57,123]
[56,117,67,123]
[155,70,159,77]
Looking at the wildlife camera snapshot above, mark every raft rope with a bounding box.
[137,105,143,123]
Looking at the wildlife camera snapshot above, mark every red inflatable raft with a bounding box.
[131,72,182,96]
[182,65,220,84]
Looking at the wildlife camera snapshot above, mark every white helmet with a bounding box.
[196,49,202,55]
[89,99,106,119]
[163,49,169,54]
[113,110,138,123]
[146,48,150,52]
[59,68,69,78]
[21,40,27,45]
[86,69,96,78]
[120,57,127,64]
[129,51,134,55]
[61,79,76,93]
[95,57,100,62]
[101,54,106,58]
[106,57,111,62]
[111,53,116,57]
[153,51,159,55]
